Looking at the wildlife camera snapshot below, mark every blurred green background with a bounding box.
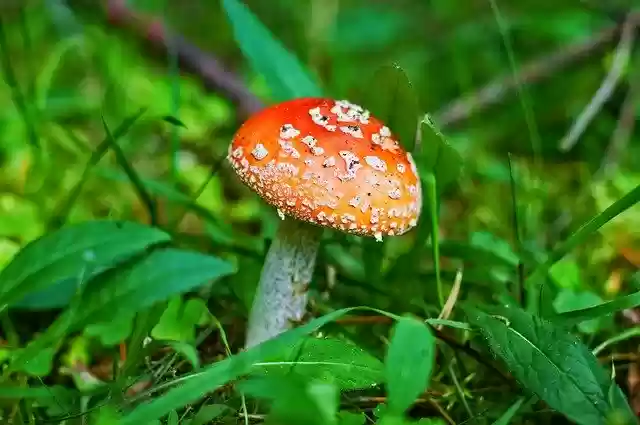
[0,0,639,423]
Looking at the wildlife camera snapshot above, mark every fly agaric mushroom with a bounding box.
[227,97,422,348]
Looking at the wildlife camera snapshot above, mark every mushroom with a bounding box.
[227,97,422,348]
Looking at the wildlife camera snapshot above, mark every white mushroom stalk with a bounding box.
[227,98,422,349]
[245,218,322,348]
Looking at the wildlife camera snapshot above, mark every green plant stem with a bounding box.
[425,173,444,308]
[447,359,474,419]
[0,312,19,348]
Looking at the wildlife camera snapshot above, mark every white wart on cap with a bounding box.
[228,97,422,241]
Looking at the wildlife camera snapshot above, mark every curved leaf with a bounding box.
[0,220,170,311]
[77,248,236,325]
[253,337,384,390]
[222,0,322,100]
[465,305,635,425]
[385,317,436,415]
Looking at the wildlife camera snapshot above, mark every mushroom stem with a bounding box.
[245,218,323,348]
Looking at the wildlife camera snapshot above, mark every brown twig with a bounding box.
[435,12,640,128]
[595,51,640,179]
[559,14,637,152]
[92,1,639,130]
[103,0,263,118]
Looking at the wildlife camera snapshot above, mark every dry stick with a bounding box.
[435,12,640,128]
[101,0,639,129]
[595,61,640,179]
[558,15,638,152]
[103,0,263,118]
[437,267,463,326]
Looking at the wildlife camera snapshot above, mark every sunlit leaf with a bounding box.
[151,296,211,343]
[222,0,322,100]
[239,374,339,425]
[254,336,384,390]
[384,317,436,416]
[185,404,230,425]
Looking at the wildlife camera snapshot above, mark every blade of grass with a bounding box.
[447,360,474,419]
[162,1,181,183]
[593,327,640,355]
[487,0,542,168]
[0,15,39,150]
[48,107,147,228]
[528,184,640,313]
[101,115,157,226]
[168,154,226,232]
[507,153,525,306]
[491,396,527,425]
[425,173,444,308]
[554,289,640,327]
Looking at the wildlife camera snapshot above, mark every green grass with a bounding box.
[0,1,638,425]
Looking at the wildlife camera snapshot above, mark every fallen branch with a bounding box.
[104,0,263,118]
[558,14,637,152]
[434,12,640,128]
[98,1,638,130]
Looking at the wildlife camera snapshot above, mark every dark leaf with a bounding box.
[465,305,636,425]
[222,0,322,100]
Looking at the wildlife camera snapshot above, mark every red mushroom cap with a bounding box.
[227,97,422,241]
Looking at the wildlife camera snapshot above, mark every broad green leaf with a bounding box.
[469,232,519,266]
[122,303,167,376]
[553,289,605,334]
[337,411,366,425]
[120,307,366,423]
[377,414,415,425]
[151,296,211,343]
[76,248,235,326]
[17,347,56,377]
[166,341,201,370]
[384,317,436,416]
[0,384,76,400]
[0,220,170,311]
[222,0,322,100]
[13,277,81,310]
[85,312,135,346]
[185,404,230,425]
[239,374,339,425]
[167,411,179,425]
[465,305,636,425]
[417,116,463,190]
[354,64,420,152]
[549,257,582,289]
[92,405,123,425]
[253,337,384,390]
